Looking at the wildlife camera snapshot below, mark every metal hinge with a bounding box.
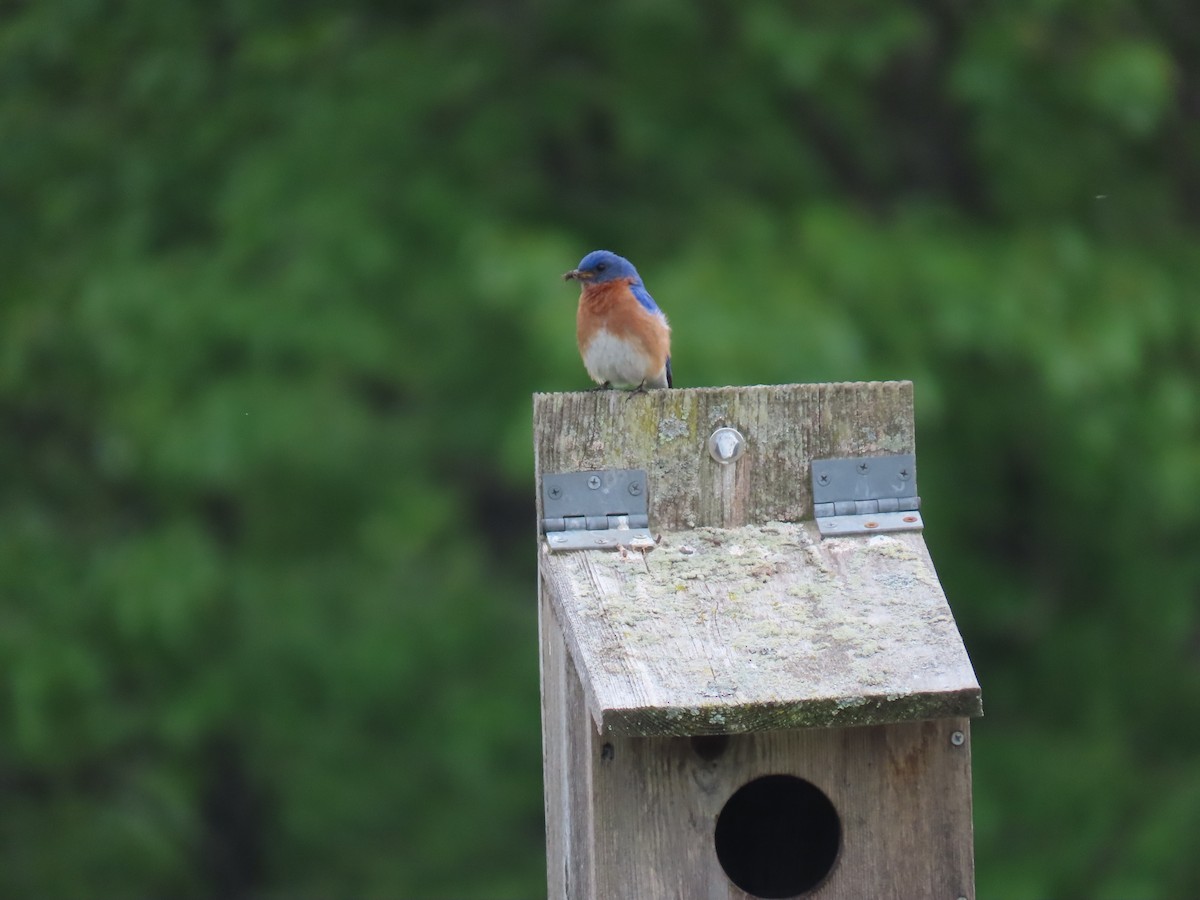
[811,453,923,536]
[541,468,655,551]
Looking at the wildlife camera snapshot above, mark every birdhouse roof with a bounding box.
[540,520,981,736]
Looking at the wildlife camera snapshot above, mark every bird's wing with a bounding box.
[630,283,662,315]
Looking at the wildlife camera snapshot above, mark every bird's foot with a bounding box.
[625,380,649,398]
[588,381,613,392]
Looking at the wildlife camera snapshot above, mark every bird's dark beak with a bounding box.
[563,269,592,282]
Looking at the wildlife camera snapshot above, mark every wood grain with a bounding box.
[539,592,597,898]
[585,718,976,899]
[533,382,916,531]
[540,521,981,737]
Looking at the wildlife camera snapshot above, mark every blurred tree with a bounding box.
[1,1,1198,897]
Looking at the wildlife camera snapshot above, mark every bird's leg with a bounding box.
[588,381,613,392]
[626,379,649,397]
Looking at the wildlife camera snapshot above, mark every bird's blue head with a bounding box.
[563,250,641,285]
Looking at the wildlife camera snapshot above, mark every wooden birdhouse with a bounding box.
[534,382,981,900]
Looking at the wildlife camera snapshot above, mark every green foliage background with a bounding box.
[3,1,1199,897]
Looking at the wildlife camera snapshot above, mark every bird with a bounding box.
[563,250,673,391]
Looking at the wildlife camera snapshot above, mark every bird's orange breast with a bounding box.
[576,279,670,363]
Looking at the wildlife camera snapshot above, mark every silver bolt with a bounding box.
[898,468,910,480]
[857,462,870,475]
[628,481,643,496]
[707,427,746,464]
[587,475,601,490]
[950,730,965,747]
[594,537,609,545]
[817,473,830,486]
[547,485,562,500]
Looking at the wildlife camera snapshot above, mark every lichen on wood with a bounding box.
[539,521,981,737]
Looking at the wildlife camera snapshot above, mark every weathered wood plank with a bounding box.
[538,592,596,898]
[533,382,916,530]
[587,718,976,899]
[540,521,981,736]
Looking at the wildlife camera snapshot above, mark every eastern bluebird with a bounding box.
[563,250,673,391]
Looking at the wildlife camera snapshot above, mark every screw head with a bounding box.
[817,473,831,486]
[707,427,746,465]
[950,730,965,747]
[898,468,911,480]
[628,481,643,496]
[857,462,870,475]
[587,475,601,490]
[547,485,562,500]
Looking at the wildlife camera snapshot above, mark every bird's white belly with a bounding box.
[582,330,651,387]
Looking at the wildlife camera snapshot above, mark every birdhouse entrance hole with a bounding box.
[714,774,841,899]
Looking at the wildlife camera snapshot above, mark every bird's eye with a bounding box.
[596,263,607,272]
